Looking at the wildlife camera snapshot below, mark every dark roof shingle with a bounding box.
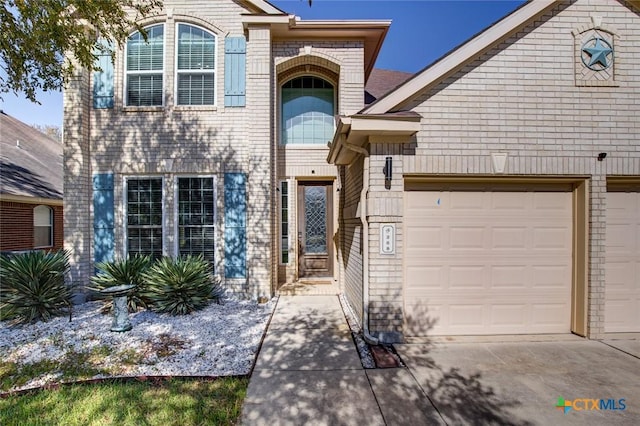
[0,111,63,200]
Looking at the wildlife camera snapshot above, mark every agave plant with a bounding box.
[89,255,153,312]
[142,255,224,315]
[0,250,72,324]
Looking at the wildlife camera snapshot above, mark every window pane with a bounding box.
[177,73,215,105]
[127,25,164,71]
[34,226,52,247]
[177,177,215,265]
[177,24,215,70]
[34,205,52,226]
[127,178,163,259]
[127,74,163,106]
[34,206,53,247]
[282,77,335,145]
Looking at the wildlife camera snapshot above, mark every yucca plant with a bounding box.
[0,250,72,325]
[142,255,224,315]
[89,255,153,312]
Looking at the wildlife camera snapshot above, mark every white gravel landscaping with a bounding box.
[0,297,275,392]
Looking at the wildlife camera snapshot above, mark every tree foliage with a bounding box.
[0,0,162,102]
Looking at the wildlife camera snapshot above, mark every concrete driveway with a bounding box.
[395,336,640,425]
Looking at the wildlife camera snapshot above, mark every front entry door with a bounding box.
[298,182,333,278]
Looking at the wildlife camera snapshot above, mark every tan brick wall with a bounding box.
[63,61,92,297]
[341,158,364,323]
[75,1,274,298]
[272,40,365,285]
[365,0,640,338]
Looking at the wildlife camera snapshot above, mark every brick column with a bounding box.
[246,25,273,298]
[63,64,92,301]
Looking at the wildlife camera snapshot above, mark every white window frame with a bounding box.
[124,24,166,107]
[33,205,53,248]
[280,75,337,146]
[279,179,291,264]
[174,23,217,106]
[174,175,217,267]
[123,176,166,258]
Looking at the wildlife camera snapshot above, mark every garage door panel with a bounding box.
[531,265,572,289]
[492,227,528,249]
[405,226,442,250]
[605,190,640,332]
[404,189,572,336]
[533,227,572,249]
[532,192,571,212]
[450,226,485,249]
[405,266,443,290]
[491,265,528,289]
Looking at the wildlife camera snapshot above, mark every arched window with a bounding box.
[176,24,216,105]
[126,24,164,106]
[281,76,335,145]
[34,205,53,248]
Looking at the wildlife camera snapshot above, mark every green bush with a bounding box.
[89,255,153,312]
[0,250,72,324]
[142,255,224,315]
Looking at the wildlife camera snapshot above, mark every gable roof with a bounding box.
[362,0,558,114]
[0,111,63,203]
[365,68,414,105]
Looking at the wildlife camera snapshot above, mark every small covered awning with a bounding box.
[327,111,421,165]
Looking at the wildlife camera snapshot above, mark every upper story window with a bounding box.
[34,205,53,248]
[176,24,216,105]
[282,76,335,145]
[126,24,164,106]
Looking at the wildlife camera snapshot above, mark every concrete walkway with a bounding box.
[240,295,441,425]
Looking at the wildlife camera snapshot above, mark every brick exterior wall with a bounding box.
[361,0,640,339]
[0,201,63,251]
[63,0,371,298]
[273,40,365,286]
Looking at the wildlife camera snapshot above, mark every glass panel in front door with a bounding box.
[304,186,327,254]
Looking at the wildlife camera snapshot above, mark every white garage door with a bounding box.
[605,190,640,333]
[404,187,573,336]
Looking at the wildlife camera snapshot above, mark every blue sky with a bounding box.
[0,0,524,128]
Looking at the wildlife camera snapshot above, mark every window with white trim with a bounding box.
[282,76,335,145]
[177,177,216,264]
[126,178,163,258]
[34,205,53,248]
[176,24,216,105]
[280,181,289,264]
[126,24,164,106]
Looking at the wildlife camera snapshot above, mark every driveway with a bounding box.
[395,336,640,425]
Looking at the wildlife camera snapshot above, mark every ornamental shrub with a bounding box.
[0,250,72,324]
[142,255,224,315]
[89,255,153,312]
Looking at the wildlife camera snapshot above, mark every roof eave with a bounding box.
[362,0,557,114]
[328,114,421,165]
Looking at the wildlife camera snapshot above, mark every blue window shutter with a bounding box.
[93,173,115,266]
[224,36,246,107]
[224,173,246,278]
[93,39,115,109]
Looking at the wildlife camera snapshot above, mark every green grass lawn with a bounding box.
[0,377,248,426]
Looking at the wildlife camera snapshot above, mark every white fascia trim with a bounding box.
[245,0,286,15]
[363,0,556,114]
[0,193,63,206]
[242,14,292,27]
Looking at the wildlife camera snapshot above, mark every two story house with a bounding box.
[63,0,390,300]
[65,0,640,342]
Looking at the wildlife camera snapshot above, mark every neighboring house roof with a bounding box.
[365,68,414,105]
[362,0,558,114]
[0,111,63,203]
